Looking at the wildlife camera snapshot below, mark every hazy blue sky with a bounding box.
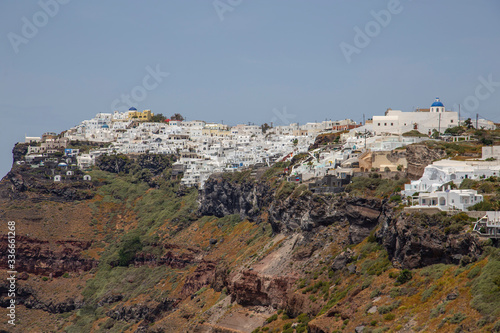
[1,0,500,178]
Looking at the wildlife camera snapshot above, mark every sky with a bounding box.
[1,0,499,178]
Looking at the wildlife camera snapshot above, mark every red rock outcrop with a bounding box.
[0,235,96,277]
[229,270,297,308]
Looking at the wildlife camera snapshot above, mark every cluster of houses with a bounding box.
[19,98,497,193]
[21,108,361,188]
[17,132,91,183]
[16,97,500,236]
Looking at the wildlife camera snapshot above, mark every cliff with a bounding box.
[405,144,446,180]
[0,150,499,333]
[378,212,483,269]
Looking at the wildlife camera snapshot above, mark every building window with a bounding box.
[384,123,387,126]
[451,120,453,123]
[391,123,393,126]
[378,123,380,126]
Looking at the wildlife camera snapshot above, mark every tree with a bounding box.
[464,118,473,129]
[261,123,271,133]
[150,113,167,123]
[171,113,184,121]
[445,126,465,136]
[481,137,494,146]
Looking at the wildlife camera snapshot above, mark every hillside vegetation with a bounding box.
[0,154,500,333]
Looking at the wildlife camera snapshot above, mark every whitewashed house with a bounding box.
[403,159,500,196]
[411,189,483,211]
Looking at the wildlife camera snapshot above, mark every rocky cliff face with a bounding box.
[308,133,341,150]
[228,270,294,308]
[0,236,96,277]
[269,194,390,244]
[378,212,483,269]
[96,154,176,176]
[405,144,446,180]
[12,143,29,163]
[0,282,84,314]
[200,174,391,245]
[2,166,95,202]
[199,174,274,222]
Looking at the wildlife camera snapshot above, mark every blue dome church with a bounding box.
[430,97,445,113]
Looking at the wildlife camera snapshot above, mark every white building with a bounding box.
[482,146,500,160]
[403,159,500,196]
[77,154,95,169]
[373,98,458,136]
[25,136,41,143]
[411,189,483,211]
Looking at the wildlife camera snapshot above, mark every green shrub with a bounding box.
[470,251,500,317]
[276,182,296,199]
[266,314,278,323]
[421,285,437,302]
[365,250,391,276]
[396,269,412,284]
[361,276,374,290]
[430,301,448,318]
[468,200,494,211]
[448,312,466,324]
[360,241,381,258]
[195,287,208,296]
[297,313,310,324]
[366,230,377,243]
[467,266,481,279]
[296,325,307,333]
[370,288,381,298]
[459,178,478,190]
[384,313,395,321]
[420,264,452,280]
[345,176,408,198]
[378,300,401,314]
[117,233,142,266]
[389,288,400,298]
[390,194,402,203]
